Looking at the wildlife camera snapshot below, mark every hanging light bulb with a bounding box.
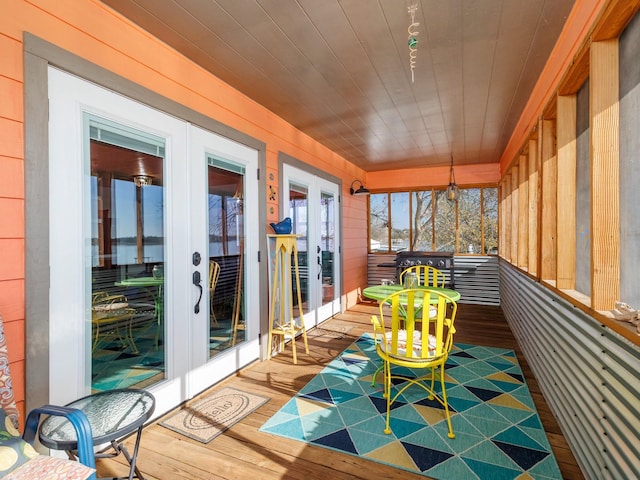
[446,154,459,202]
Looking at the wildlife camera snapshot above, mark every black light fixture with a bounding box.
[350,180,370,196]
[446,154,459,202]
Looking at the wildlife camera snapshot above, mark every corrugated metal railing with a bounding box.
[367,254,500,305]
[500,262,640,480]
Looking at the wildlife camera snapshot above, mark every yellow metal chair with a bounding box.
[371,288,457,438]
[209,260,221,324]
[399,265,446,288]
[91,292,137,352]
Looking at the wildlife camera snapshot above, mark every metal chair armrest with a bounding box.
[23,405,96,471]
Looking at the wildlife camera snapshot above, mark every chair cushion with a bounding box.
[377,330,436,357]
[0,409,94,480]
[4,455,95,480]
[0,315,19,425]
[0,409,39,476]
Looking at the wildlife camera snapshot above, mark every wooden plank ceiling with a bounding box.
[100,0,575,172]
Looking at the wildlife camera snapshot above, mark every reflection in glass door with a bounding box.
[89,116,166,392]
[289,184,309,317]
[207,159,246,356]
[319,191,336,314]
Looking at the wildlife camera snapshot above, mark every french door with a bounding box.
[187,126,259,397]
[47,67,260,416]
[282,164,341,328]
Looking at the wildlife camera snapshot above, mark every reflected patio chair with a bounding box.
[399,265,446,288]
[209,260,221,325]
[91,291,137,352]
[0,313,96,479]
[371,288,457,438]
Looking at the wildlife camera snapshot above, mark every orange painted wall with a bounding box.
[367,163,500,190]
[0,0,606,415]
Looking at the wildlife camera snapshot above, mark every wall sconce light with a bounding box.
[446,154,459,202]
[134,175,152,188]
[350,180,370,196]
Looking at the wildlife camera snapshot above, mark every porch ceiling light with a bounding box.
[134,175,152,188]
[446,154,459,202]
[350,180,370,196]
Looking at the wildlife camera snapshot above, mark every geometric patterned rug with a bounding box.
[260,334,562,479]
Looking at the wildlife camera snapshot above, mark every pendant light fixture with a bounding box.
[133,175,152,188]
[446,154,459,202]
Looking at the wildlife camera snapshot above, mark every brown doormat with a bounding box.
[307,325,353,340]
[160,387,269,443]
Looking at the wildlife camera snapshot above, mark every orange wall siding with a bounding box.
[0,26,26,419]
[367,163,501,190]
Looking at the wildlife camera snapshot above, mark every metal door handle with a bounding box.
[193,270,203,313]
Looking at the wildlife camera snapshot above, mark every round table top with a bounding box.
[116,276,164,287]
[363,284,460,303]
[39,389,155,449]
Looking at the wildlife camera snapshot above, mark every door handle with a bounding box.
[193,270,203,314]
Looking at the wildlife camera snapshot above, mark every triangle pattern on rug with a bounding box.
[260,334,562,480]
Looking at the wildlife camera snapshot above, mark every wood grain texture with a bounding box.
[540,118,558,281]
[556,95,577,290]
[95,303,585,480]
[528,138,540,277]
[517,155,529,269]
[510,166,519,265]
[590,40,620,310]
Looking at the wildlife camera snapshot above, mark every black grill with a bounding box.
[395,251,455,288]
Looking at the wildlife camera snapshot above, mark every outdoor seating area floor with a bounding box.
[260,333,562,480]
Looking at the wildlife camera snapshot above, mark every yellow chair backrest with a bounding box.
[399,265,446,288]
[209,260,221,292]
[372,288,456,362]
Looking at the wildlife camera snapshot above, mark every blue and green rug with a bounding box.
[260,334,562,479]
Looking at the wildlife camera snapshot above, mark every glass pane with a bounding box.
[320,191,335,305]
[483,188,499,254]
[412,190,433,250]
[289,183,309,315]
[458,188,482,254]
[434,190,456,252]
[89,136,166,393]
[207,161,245,357]
[390,192,410,252]
[369,193,389,252]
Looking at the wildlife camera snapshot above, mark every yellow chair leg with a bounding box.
[384,360,392,434]
[440,366,455,439]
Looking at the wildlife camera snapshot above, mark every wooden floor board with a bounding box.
[96,303,584,480]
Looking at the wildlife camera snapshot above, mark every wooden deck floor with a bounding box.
[96,302,585,479]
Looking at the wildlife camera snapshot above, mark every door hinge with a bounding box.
[258,250,261,262]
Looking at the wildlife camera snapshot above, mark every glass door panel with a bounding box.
[320,191,335,308]
[289,183,310,317]
[88,118,166,393]
[207,159,246,356]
